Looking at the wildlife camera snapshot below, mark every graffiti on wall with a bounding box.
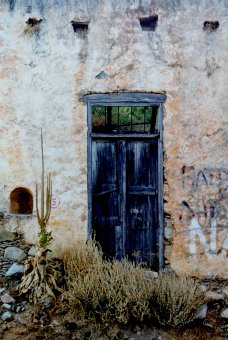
[51,195,60,209]
[180,166,228,258]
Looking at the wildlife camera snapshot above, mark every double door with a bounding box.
[92,138,159,267]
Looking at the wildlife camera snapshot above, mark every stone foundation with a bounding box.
[0,222,31,284]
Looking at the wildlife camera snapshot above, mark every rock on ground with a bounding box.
[221,309,228,319]
[28,246,37,257]
[198,284,208,293]
[205,291,224,301]
[1,311,14,321]
[0,227,16,242]
[2,303,12,310]
[196,304,208,319]
[4,247,27,262]
[5,263,24,277]
[1,293,15,304]
[222,286,228,297]
[145,271,158,279]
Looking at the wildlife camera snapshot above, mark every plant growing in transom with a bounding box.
[18,129,63,303]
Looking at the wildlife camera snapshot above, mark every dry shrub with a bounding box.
[64,241,206,327]
[18,248,63,304]
[149,271,206,326]
[64,241,153,324]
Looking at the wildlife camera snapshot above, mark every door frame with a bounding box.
[83,92,166,269]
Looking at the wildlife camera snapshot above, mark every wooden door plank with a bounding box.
[94,188,117,196]
[88,103,93,236]
[115,225,123,260]
[121,140,126,259]
[128,186,157,195]
[83,93,166,104]
[125,140,159,268]
[158,104,164,270]
[91,133,159,139]
[92,140,121,258]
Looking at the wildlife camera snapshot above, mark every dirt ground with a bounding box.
[0,298,227,340]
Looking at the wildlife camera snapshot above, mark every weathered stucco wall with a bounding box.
[0,0,227,277]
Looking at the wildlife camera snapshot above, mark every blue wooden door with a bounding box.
[92,138,159,267]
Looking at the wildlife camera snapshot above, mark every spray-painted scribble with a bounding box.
[51,195,60,209]
[181,167,228,257]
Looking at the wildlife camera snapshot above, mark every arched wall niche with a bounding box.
[10,187,33,215]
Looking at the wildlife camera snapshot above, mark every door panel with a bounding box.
[127,141,158,187]
[92,141,121,258]
[126,141,158,267]
[92,139,158,267]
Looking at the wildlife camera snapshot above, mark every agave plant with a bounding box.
[18,129,63,303]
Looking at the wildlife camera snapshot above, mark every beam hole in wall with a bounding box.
[10,187,33,215]
[203,21,219,32]
[9,0,16,11]
[139,15,158,31]
[26,18,42,27]
[71,21,89,35]
[26,6,32,14]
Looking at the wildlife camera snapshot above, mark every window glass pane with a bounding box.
[145,107,152,123]
[119,124,131,133]
[132,107,144,124]
[151,106,158,131]
[144,123,151,133]
[92,106,158,134]
[132,124,143,132]
[92,106,106,132]
[111,107,118,125]
[119,107,131,126]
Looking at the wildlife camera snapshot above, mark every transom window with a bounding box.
[92,106,158,134]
